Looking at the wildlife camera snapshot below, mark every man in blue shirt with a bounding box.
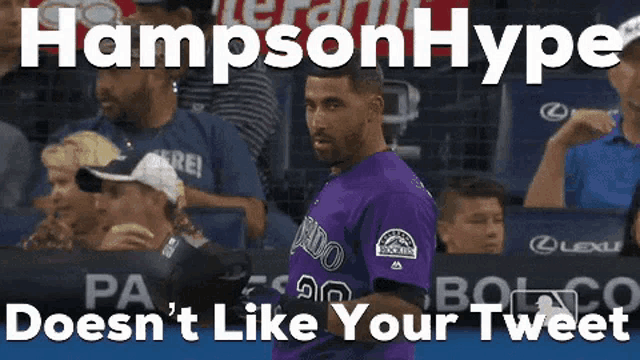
[32,24,267,241]
[525,13,640,209]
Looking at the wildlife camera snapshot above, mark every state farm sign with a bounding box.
[29,0,136,53]
[215,0,468,55]
[30,0,466,55]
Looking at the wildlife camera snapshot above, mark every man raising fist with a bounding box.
[525,13,640,209]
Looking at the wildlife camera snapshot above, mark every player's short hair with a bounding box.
[437,176,506,223]
[305,48,384,95]
[100,22,184,82]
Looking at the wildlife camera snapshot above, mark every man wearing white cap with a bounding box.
[525,13,640,209]
[76,152,211,252]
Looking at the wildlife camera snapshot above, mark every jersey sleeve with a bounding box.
[211,119,266,201]
[359,192,437,292]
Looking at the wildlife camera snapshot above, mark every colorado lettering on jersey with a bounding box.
[153,149,203,179]
[290,216,345,272]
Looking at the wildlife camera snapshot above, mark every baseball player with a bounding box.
[270,51,437,359]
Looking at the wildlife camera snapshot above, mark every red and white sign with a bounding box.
[28,0,468,56]
[29,0,137,52]
[214,0,469,56]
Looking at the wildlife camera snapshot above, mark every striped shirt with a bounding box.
[176,40,279,198]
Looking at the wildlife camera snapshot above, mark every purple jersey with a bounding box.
[273,151,437,360]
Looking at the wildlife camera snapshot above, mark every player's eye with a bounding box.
[468,217,488,224]
[326,100,343,110]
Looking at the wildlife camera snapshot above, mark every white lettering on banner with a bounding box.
[152,149,203,179]
[85,274,154,311]
[22,7,623,85]
[426,276,640,314]
[529,235,622,255]
[248,273,640,315]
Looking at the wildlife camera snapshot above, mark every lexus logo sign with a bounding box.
[529,235,558,255]
[540,102,571,122]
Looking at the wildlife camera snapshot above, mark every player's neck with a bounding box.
[331,134,389,175]
[139,87,177,129]
[0,49,19,78]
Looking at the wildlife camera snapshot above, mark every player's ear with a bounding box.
[368,94,384,119]
[608,62,628,95]
[437,221,451,245]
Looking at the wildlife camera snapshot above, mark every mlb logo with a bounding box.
[510,289,578,327]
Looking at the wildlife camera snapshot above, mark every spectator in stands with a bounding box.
[0,120,31,208]
[2,0,99,143]
[127,0,279,199]
[525,13,640,209]
[22,131,120,251]
[126,1,299,249]
[75,152,221,252]
[436,176,506,254]
[40,25,268,244]
[0,1,32,207]
[620,181,640,257]
[6,0,99,208]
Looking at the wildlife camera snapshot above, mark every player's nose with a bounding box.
[486,220,502,237]
[307,113,328,133]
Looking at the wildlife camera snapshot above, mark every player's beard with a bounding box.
[317,122,367,170]
[103,83,152,124]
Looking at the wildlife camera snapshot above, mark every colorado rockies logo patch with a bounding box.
[376,229,417,259]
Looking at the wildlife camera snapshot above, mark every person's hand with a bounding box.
[550,109,617,149]
[242,198,267,240]
[98,223,157,251]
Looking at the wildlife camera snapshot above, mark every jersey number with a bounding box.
[296,275,353,302]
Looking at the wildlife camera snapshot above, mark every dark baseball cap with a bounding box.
[76,152,184,204]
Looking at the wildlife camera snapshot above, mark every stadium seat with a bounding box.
[0,207,44,246]
[503,206,626,256]
[493,78,620,200]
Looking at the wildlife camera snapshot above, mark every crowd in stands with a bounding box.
[0,0,297,251]
[3,0,640,258]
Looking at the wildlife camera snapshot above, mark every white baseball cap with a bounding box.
[76,152,184,204]
[619,14,640,51]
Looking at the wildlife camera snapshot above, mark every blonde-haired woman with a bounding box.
[22,131,120,250]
